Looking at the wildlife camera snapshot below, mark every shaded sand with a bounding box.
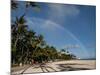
[11,60,96,75]
[47,60,96,71]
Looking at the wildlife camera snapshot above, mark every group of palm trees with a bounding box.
[11,0,76,66]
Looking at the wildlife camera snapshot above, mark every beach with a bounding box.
[11,1,96,75]
[11,60,96,74]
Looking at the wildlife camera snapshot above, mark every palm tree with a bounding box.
[11,0,18,10]
[11,14,28,65]
[11,1,40,10]
[13,14,27,50]
[60,49,66,54]
[26,2,40,8]
[23,30,36,64]
[11,1,43,65]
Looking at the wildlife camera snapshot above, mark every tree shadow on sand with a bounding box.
[56,64,92,71]
[31,63,57,72]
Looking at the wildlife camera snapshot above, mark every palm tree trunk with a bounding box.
[13,33,19,52]
[24,49,29,64]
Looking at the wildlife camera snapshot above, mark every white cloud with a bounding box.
[48,4,80,17]
[27,4,80,30]
[63,44,80,49]
[42,20,61,30]
[26,17,62,31]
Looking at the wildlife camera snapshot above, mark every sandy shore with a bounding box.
[11,60,96,74]
[48,60,96,71]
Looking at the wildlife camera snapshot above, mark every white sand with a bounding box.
[11,60,96,74]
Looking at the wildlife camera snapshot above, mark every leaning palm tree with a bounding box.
[11,14,28,65]
[12,14,27,51]
[23,30,36,64]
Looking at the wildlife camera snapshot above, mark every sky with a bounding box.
[12,1,96,59]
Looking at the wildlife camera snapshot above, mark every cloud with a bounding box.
[63,44,80,49]
[26,17,62,31]
[48,3,80,17]
[41,20,58,30]
[27,3,80,30]
[44,3,80,25]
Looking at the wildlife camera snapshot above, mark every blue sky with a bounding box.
[12,1,96,59]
